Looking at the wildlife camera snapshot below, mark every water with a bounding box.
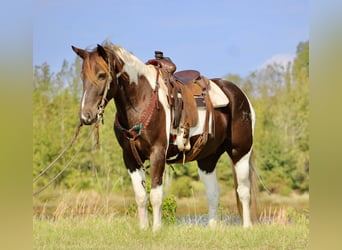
[177,215,242,226]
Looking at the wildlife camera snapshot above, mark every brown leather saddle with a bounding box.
[172,70,210,128]
[146,51,213,158]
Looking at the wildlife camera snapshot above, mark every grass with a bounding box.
[33,190,309,249]
[33,216,308,250]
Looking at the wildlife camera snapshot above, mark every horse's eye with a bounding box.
[98,73,106,80]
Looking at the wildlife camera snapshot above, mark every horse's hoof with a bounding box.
[208,219,217,228]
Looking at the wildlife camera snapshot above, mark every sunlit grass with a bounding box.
[33,215,308,250]
[33,190,309,249]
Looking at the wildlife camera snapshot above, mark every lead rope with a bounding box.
[33,122,83,184]
[33,121,98,196]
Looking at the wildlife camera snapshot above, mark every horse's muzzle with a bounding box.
[80,111,97,125]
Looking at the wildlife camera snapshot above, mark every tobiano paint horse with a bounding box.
[72,42,258,231]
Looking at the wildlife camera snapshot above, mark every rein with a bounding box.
[33,121,100,196]
[33,122,82,184]
[97,60,113,123]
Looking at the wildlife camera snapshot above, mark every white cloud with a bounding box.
[258,53,295,70]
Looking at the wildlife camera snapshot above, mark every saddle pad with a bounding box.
[208,80,229,107]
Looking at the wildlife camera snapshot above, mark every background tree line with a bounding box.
[33,41,309,197]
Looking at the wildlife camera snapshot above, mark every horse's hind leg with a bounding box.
[233,149,253,228]
[197,152,222,227]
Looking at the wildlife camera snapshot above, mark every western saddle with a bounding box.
[146,51,213,163]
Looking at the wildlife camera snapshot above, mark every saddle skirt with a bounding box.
[170,79,229,138]
[168,74,229,155]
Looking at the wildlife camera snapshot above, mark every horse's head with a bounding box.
[72,44,114,125]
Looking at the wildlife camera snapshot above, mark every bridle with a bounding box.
[97,68,112,123]
[96,56,122,123]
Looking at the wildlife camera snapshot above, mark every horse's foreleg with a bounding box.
[149,147,166,231]
[234,150,252,228]
[128,168,149,229]
[198,168,220,227]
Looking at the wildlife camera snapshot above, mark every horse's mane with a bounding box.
[82,41,156,88]
[104,43,155,86]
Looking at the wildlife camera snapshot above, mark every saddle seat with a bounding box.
[174,70,200,86]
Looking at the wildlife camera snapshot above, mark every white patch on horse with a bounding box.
[80,90,88,121]
[150,185,163,231]
[81,90,87,110]
[111,46,157,89]
[198,168,220,227]
[189,108,213,136]
[128,169,148,229]
[234,149,253,228]
[246,96,256,134]
[111,45,171,145]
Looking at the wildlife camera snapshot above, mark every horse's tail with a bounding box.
[232,149,258,223]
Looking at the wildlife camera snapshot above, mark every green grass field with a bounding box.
[33,216,308,249]
[33,190,309,249]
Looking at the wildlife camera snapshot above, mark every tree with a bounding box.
[226,41,309,194]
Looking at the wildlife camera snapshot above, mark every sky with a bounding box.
[33,0,309,78]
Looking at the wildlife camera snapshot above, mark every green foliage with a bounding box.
[170,176,193,198]
[237,41,309,194]
[161,195,178,224]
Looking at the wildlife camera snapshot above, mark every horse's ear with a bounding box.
[97,44,108,62]
[71,46,88,59]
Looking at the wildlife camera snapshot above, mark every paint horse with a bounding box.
[72,43,257,231]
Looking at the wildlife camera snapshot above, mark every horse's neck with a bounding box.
[114,70,155,128]
[111,46,158,126]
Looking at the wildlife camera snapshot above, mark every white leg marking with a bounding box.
[198,168,220,227]
[235,150,252,228]
[150,185,163,231]
[129,169,148,229]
